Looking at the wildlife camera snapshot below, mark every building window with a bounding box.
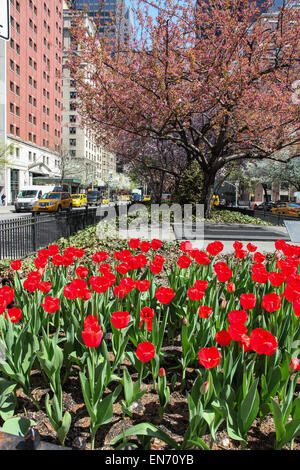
[10,103,14,114]
[10,124,14,134]
[69,115,76,123]
[69,127,76,134]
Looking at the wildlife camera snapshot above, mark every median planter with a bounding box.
[0,237,299,450]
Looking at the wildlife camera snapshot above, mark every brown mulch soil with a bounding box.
[5,352,300,451]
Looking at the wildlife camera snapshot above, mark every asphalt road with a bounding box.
[172,222,291,241]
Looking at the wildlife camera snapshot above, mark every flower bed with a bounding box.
[0,237,299,450]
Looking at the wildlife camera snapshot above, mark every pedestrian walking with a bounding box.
[1,193,6,206]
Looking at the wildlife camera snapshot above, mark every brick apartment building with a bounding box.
[0,0,64,203]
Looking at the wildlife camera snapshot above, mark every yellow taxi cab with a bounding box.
[143,194,151,202]
[71,194,87,207]
[120,194,130,201]
[211,195,220,206]
[33,192,73,213]
[271,201,300,216]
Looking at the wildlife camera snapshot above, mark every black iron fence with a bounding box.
[218,205,300,226]
[0,206,117,260]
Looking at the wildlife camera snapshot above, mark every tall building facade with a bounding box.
[62,2,116,187]
[70,0,131,39]
[1,0,63,203]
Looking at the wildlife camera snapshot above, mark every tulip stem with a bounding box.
[139,363,144,389]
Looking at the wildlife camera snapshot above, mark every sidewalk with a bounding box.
[184,224,297,254]
[0,205,15,214]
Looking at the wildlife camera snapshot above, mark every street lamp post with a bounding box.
[223,181,239,207]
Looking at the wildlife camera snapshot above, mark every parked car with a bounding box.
[120,194,130,201]
[71,194,87,207]
[14,185,55,212]
[143,194,151,202]
[131,193,142,202]
[87,190,102,206]
[33,192,73,213]
[256,202,274,211]
[161,193,171,201]
[271,202,300,216]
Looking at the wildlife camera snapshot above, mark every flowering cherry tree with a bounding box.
[68,0,300,217]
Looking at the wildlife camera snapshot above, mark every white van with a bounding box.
[14,186,55,212]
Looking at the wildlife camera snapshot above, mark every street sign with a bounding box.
[284,220,300,242]
[0,0,10,41]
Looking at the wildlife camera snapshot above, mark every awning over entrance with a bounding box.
[28,162,53,176]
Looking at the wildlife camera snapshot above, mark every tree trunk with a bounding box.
[201,170,217,219]
[262,184,269,202]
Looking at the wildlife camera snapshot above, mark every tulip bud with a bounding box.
[275,252,282,260]
[159,367,166,377]
[220,298,227,309]
[288,358,300,372]
[130,303,134,312]
[182,317,188,325]
[200,381,209,395]
[227,282,235,293]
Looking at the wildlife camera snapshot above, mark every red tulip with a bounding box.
[198,347,221,369]
[206,241,224,256]
[151,239,162,250]
[82,319,103,348]
[38,281,52,294]
[155,286,175,304]
[187,287,205,301]
[215,330,232,347]
[247,243,257,252]
[227,282,235,293]
[76,266,89,278]
[92,251,109,263]
[10,260,22,270]
[177,255,192,269]
[194,280,209,291]
[140,241,151,253]
[250,328,278,356]
[240,293,256,310]
[261,293,281,312]
[228,323,248,341]
[128,238,140,249]
[268,271,286,287]
[136,279,151,292]
[136,341,155,363]
[288,358,300,372]
[198,305,213,318]
[139,306,155,331]
[111,311,131,329]
[253,252,266,263]
[40,296,60,314]
[228,309,248,324]
[5,307,22,323]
